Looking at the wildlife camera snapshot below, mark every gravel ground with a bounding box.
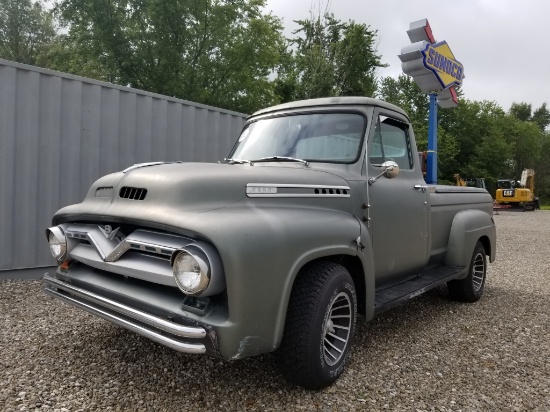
[1,211,549,411]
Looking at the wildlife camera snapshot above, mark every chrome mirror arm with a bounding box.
[368,161,400,185]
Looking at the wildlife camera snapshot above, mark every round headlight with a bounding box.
[172,251,209,295]
[47,227,67,261]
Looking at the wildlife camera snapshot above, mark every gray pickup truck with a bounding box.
[44,97,496,389]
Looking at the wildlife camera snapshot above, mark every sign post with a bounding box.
[426,93,438,184]
[398,19,464,184]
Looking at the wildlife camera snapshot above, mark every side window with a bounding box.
[369,115,413,170]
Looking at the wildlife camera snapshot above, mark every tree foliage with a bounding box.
[275,12,386,103]
[532,103,550,132]
[53,0,285,113]
[510,101,550,132]
[0,0,55,64]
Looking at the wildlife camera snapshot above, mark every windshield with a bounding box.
[497,180,513,189]
[229,112,366,164]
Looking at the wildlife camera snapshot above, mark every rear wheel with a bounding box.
[447,241,487,302]
[274,261,357,389]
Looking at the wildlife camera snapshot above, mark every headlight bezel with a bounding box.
[46,226,67,261]
[171,243,225,297]
[172,249,210,296]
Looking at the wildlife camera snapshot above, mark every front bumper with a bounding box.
[43,266,224,356]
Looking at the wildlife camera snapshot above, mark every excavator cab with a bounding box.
[497,179,514,190]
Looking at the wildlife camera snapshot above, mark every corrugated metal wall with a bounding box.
[0,59,247,271]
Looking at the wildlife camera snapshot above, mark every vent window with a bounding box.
[119,186,147,200]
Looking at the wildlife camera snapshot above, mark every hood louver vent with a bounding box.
[94,187,113,198]
[313,188,348,195]
[119,186,147,200]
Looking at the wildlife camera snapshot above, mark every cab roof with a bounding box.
[250,96,409,119]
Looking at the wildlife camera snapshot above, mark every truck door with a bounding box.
[365,111,430,287]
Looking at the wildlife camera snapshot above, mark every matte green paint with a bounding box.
[48,97,496,360]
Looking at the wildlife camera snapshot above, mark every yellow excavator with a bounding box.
[454,174,486,190]
[495,169,540,211]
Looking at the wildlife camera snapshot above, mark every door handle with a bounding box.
[414,185,428,192]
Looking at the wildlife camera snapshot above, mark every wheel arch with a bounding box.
[478,235,492,260]
[273,245,375,351]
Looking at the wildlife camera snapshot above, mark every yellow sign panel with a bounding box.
[422,41,464,89]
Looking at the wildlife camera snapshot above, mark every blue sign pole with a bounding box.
[426,93,438,184]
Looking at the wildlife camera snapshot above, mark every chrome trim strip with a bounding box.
[247,194,351,198]
[105,241,132,262]
[126,240,176,256]
[247,183,351,189]
[123,162,167,173]
[44,274,206,339]
[86,232,107,260]
[246,183,351,198]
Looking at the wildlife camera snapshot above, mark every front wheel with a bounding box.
[274,261,357,390]
[447,241,487,302]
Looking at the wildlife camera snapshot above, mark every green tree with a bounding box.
[276,11,386,102]
[0,0,56,64]
[509,101,550,132]
[509,102,532,122]
[55,0,284,113]
[503,115,543,176]
[534,132,550,202]
[531,102,550,132]
[437,99,506,180]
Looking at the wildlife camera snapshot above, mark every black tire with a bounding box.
[447,241,487,302]
[274,261,357,390]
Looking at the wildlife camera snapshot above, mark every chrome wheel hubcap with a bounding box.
[472,252,485,292]
[323,292,352,366]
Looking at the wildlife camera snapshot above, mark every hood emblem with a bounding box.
[99,225,120,240]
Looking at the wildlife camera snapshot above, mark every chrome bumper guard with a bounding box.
[43,273,207,354]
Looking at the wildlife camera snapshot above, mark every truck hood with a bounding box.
[54,162,353,224]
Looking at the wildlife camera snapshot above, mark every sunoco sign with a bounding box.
[398,19,464,108]
[422,41,464,89]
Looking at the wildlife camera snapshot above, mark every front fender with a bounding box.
[199,206,362,358]
[445,209,496,271]
[275,224,375,347]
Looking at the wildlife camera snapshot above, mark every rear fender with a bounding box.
[445,210,496,272]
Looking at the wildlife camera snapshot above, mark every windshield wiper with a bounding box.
[251,156,309,166]
[224,158,252,165]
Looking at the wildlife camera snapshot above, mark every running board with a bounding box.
[374,266,465,315]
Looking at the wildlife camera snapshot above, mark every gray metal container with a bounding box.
[0,59,247,271]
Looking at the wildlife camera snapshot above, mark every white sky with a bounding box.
[265,0,550,112]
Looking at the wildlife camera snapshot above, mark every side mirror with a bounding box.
[369,161,400,185]
[382,160,400,179]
